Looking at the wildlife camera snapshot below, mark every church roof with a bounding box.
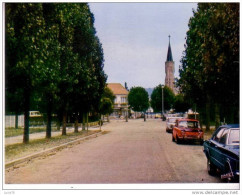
[166,36,173,62]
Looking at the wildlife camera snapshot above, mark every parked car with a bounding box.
[155,113,162,119]
[166,117,183,133]
[203,124,239,182]
[172,118,203,144]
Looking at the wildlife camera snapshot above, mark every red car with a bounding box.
[172,118,204,144]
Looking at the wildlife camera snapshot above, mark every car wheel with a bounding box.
[176,136,181,144]
[207,158,216,175]
[200,140,204,145]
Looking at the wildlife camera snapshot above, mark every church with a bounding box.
[165,35,177,95]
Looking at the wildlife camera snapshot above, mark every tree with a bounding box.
[5,3,107,142]
[99,87,115,122]
[6,3,48,143]
[70,4,107,131]
[178,3,239,129]
[150,85,175,113]
[128,87,149,121]
[99,98,113,117]
[173,94,190,113]
[102,86,115,103]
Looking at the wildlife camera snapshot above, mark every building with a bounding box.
[165,35,177,94]
[107,83,129,117]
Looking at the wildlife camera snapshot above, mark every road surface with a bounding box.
[5,119,222,184]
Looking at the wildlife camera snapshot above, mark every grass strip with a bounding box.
[5,130,102,162]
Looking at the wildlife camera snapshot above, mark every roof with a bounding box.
[218,124,240,129]
[107,83,129,95]
[166,36,173,62]
[178,118,199,122]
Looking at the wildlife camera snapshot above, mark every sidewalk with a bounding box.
[5,126,101,146]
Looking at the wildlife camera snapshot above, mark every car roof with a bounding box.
[219,124,240,129]
[177,118,199,122]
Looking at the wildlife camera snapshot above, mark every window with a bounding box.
[219,128,229,145]
[228,129,239,145]
[169,118,177,123]
[213,128,225,142]
[178,121,198,128]
[121,97,127,103]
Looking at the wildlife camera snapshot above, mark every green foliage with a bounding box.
[150,85,175,112]
[5,3,107,141]
[178,3,239,124]
[98,86,115,116]
[99,98,113,116]
[173,94,190,113]
[128,87,149,112]
[102,87,115,103]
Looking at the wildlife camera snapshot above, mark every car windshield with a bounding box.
[179,121,199,128]
[228,129,239,145]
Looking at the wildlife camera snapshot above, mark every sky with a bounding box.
[89,3,198,89]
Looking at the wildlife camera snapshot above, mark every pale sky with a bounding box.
[89,3,198,89]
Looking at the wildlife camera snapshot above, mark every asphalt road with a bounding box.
[5,119,223,184]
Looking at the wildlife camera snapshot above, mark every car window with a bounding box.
[179,121,187,127]
[228,129,239,145]
[178,121,198,128]
[213,128,225,142]
[169,118,177,123]
[219,128,229,145]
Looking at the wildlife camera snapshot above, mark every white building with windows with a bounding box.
[107,83,129,117]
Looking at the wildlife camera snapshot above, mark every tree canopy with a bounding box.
[128,87,149,112]
[5,3,107,142]
[178,3,239,128]
[150,85,175,113]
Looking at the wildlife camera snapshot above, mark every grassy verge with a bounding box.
[5,130,105,162]
[5,121,99,137]
[5,127,59,137]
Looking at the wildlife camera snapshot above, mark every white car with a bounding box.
[166,117,183,133]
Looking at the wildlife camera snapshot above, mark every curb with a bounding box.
[5,131,103,169]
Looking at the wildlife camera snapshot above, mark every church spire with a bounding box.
[166,35,173,62]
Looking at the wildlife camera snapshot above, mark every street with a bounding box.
[5,119,222,184]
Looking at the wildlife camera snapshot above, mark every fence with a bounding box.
[5,115,100,128]
[5,115,24,128]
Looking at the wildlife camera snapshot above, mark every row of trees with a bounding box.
[6,3,107,143]
[128,85,189,120]
[178,3,239,130]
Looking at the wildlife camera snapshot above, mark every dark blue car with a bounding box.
[203,124,239,182]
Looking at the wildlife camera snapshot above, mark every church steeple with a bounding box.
[166,35,173,62]
[165,35,177,94]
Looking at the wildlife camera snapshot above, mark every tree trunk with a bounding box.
[99,113,102,130]
[144,112,146,122]
[15,112,18,129]
[205,95,211,131]
[62,111,67,135]
[46,96,52,138]
[214,103,220,130]
[74,112,79,133]
[86,113,89,131]
[23,88,30,143]
[56,119,61,131]
[82,113,86,130]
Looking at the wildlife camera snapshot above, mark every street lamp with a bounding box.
[161,85,165,120]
